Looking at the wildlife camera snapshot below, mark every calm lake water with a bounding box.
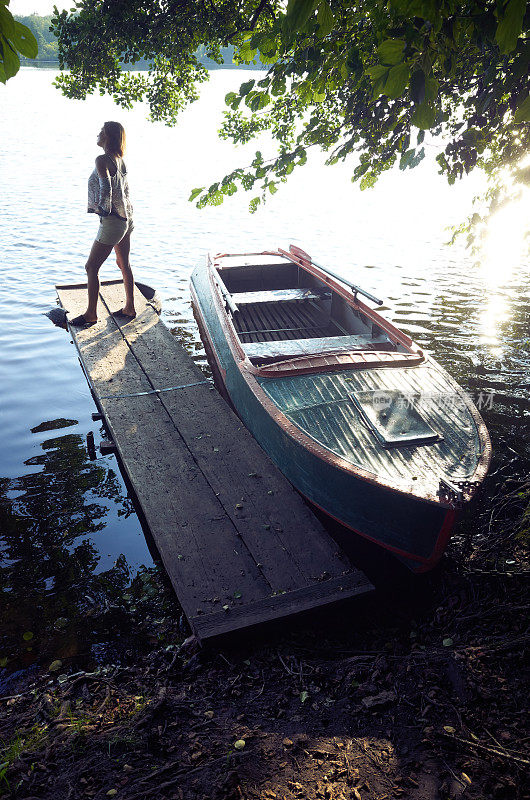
[1,68,528,674]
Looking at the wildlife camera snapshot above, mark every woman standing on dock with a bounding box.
[70,121,135,326]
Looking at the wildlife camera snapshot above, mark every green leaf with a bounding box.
[239,79,255,96]
[345,45,362,80]
[366,65,388,81]
[495,0,526,54]
[424,76,439,103]
[259,50,278,65]
[237,42,257,61]
[390,0,427,17]
[225,91,237,106]
[410,70,425,104]
[0,35,20,80]
[367,64,389,96]
[253,33,276,53]
[411,101,436,129]
[461,128,484,152]
[360,171,378,189]
[372,76,388,99]
[284,0,319,33]
[221,181,237,196]
[377,38,405,65]
[12,21,38,59]
[248,91,270,111]
[22,631,34,641]
[189,187,204,202]
[271,77,286,96]
[399,148,415,169]
[249,196,261,213]
[514,93,530,122]
[384,62,409,98]
[316,0,334,37]
[300,690,309,703]
[208,191,224,206]
[268,182,278,194]
[0,4,15,39]
[353,161,370,179]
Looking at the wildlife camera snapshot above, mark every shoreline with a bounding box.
[0,496,528,800]
[0,563,527,800]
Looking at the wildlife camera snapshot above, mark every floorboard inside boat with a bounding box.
[234,301,342,343]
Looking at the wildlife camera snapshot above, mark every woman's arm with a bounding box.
[95,155,112,216]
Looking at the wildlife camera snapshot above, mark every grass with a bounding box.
[0,724,48,794]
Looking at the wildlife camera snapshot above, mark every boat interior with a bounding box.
[215,255,407,364]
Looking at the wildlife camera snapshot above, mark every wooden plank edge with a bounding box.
[56,279,125,291]
[190,571,374,641]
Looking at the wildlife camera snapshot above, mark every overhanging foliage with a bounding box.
[0,1,38,82]
[47,1,530,223]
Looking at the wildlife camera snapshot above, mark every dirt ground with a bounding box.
[0,546,528,800]
[1,469,528,800]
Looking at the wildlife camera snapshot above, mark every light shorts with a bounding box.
[96,214,134,246]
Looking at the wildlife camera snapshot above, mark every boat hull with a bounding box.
[191,263,460,573]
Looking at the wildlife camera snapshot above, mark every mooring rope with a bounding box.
[99,378,212,400]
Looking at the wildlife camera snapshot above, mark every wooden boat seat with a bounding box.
[231,288,331,306]
[243,334,393,360]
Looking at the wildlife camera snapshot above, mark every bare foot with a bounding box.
[70,313,97,327]
[114,308,136,319]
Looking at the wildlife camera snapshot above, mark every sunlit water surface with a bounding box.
[0,69,528,673]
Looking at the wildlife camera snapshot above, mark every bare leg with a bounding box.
[84,240,113,321]
[114,233,135,316]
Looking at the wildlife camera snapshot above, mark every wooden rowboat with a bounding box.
[190,245,491,572]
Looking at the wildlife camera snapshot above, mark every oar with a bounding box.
[216,274,239,314]
[287,245,383,305]
[311,259,383,305]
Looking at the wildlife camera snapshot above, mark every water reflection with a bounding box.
[0,421,177,675]
[480,189,529,284]
[478,291,510,350]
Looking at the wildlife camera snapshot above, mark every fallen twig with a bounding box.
[124,750,251,799]
[95,686,111,716]
[441,732,530,766]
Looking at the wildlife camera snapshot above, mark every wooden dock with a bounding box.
[56,279,372,641]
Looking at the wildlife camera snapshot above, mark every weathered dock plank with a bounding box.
[192,572,370,639]
[57,284,268,608]
[56,280,372,640]
[98,282,350,587]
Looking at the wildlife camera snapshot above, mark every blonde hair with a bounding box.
[104,121,126,157]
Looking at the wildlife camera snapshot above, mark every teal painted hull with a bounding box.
[191,263,468,572]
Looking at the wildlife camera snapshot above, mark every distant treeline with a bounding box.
[16,14,57,61]
[16,14,265,69]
